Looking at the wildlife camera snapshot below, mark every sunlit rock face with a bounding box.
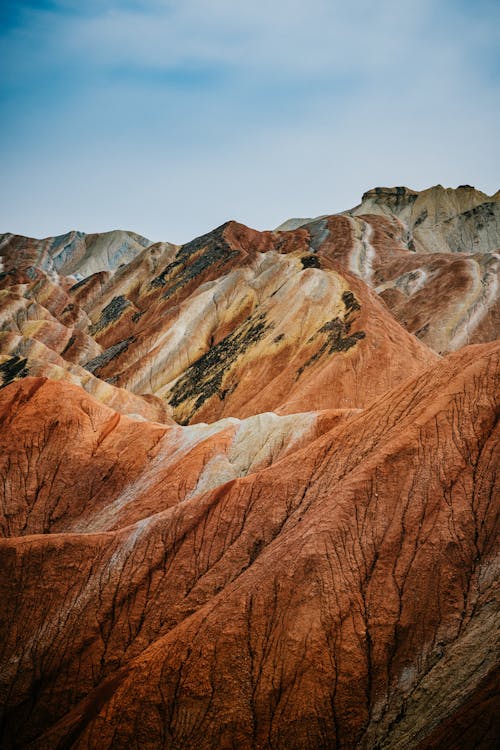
[280,185,500,355]
[0,186,498,749]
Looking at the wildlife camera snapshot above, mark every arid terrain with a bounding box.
[0,185,498,749]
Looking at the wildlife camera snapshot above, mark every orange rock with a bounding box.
[0,343,498,748]
[0,187,498,749]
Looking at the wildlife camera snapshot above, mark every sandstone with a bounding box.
[0,344,498,748]
[280,186,500,353]
[0,186,498,749]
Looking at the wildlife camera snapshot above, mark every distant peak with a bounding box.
[361,186,418,202]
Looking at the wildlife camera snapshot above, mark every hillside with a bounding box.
[0,186,498,749]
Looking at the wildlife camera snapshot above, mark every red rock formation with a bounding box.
[279,186,500,354]
[2,186,499,420]
[0,186,498,749]
[0,343,498,749]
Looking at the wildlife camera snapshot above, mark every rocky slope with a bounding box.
[0,186,499,749]
[279,185,500,354]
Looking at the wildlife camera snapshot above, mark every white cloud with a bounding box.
[0,0,499,241]
[2,0,478,80]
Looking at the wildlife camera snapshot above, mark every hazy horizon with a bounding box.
[1,0,499,244]
[1,181,499,245]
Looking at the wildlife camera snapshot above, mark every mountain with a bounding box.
[279,185,500,354]
[0,186,498,749]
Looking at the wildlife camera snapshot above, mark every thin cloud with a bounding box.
[0,0,498,242]
[5,0,498,81]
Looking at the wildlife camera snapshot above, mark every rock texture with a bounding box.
[0,186,499,749]
[1,219,440,423]
[279,185,500,354]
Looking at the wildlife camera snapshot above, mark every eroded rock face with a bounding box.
[280,185,500,354]
[1,215,440,422]
[0,345,498,750]
[0,186,499,749]
[0,229,153,278]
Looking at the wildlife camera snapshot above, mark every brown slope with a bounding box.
[0,277,170,421]
[279,185,500,353]
[1,221,437,423]
[0,350,170,422]
[0,377,350,537]
[2,185,499,423]
[0,342,497,749]
[303,212,499,355]
[64,222,436,422]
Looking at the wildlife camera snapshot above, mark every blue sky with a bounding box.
[1,0,499,243]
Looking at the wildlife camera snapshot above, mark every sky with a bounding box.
[1,0,499,243]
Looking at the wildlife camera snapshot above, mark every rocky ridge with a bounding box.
[0,185,498,749]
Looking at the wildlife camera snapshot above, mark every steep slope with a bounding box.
[91,238,435,422]
[279,185,500,353]
[1,186,498,424]
[350,184,500,256]
[0,343,497,749]
[0,186,498,750]
[0,377,351,537]
[0,229,153,278]
[0,220,437,421]
[280,184,500,256]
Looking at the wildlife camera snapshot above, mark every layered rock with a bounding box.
[351,184,500,256]
[0,343,498,749]
[0,229,153,278]
[1,217,439,421]
[0,185,498,749]
[279,185,500,353]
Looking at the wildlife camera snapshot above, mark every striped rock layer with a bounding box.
[0,185,499,749]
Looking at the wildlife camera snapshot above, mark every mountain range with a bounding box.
[0,185,498,749]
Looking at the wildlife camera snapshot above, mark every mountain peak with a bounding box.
[0,186,498,750]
